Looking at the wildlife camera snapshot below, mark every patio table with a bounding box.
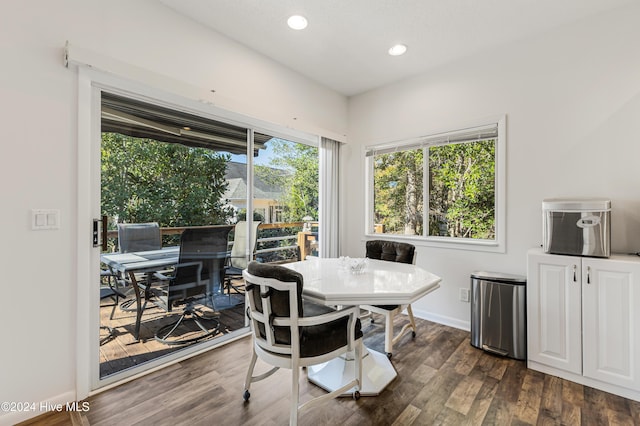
[101,246,229,341]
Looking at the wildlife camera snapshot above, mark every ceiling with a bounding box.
[158,0,632,96]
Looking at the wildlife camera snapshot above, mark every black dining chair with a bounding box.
[242,261,362,425]
[363,239,417,358]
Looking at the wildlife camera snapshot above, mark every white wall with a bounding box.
[0,1,346,424]
[343,3,640,329]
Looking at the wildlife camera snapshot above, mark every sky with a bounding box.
[228,139,281,167]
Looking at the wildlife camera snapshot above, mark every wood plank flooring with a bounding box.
[20,316,640,425]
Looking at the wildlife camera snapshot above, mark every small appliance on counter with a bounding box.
[542,198,611,258]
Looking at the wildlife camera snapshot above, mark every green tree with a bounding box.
[101,133,234,228]
[257,139,319,222]
[429,140,495,239]
[373,150,424,235]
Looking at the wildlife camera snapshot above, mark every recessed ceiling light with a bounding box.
[388,44,408,56]
[287,15,308,30]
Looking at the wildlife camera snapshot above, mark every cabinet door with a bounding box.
[582,258,640,391]
[527,252,582,374]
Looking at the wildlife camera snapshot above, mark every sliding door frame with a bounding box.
[76,66,319,399]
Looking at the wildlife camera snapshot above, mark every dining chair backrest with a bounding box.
[229,221,261,269]
[244,261,361,359]
[170,226,233,304]
[117,222,162,253]
[365,240,415,264]
[244,261,304,354]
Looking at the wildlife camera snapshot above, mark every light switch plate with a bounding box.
[32,209,60,230]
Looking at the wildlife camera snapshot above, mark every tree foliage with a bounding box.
[373,150,423,235]
[257,139,319,222]
[101,133,235,228]
[429,140,495,239]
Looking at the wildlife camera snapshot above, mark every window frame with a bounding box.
[364,115,506,253]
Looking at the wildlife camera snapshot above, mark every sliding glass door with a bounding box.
[91,87,321,388]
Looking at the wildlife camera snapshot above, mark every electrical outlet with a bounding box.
[459,288,470,303]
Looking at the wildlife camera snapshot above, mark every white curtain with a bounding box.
[319,137,341,258]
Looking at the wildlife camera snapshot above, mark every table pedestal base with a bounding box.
[306,347,396,396]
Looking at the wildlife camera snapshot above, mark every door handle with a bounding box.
[573,265,577,282]
[92,218,101,248]
[93,215,108,251]
[587,266,591,284]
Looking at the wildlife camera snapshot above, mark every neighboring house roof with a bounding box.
[224,161,285,201]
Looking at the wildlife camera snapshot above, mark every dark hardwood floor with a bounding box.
[20,316,640,425]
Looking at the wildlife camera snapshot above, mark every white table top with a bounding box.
[284,257,441,306]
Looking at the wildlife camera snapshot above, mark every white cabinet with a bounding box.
[527,249,640,401]
[527,251,582,374]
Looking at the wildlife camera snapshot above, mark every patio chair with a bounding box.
[222,221,260,299]
[362,240,417,358]
[117,222,162,253]
[100,268,127,319]
[116,222,163,310]
[150,226,232,345]
[242,262,362,426]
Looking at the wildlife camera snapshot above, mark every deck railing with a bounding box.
[104,221,318,262]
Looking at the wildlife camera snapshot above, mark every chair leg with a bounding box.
[109,291,119,320]
[243,350,258,401]
[406,304,417,336]
[242,348,280,402]
[291,365,300,426]
[390,305,418,355]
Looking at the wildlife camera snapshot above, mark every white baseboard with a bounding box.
[410,307,470,332]
[0,390,76,426]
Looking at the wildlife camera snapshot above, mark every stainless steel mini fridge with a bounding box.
[470,271,526,360]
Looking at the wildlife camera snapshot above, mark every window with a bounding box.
[365,117,505,251]
[270,205,285,223]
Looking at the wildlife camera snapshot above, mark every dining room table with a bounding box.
[284,256,441,396]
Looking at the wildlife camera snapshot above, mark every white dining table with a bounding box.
[284,257,441,396]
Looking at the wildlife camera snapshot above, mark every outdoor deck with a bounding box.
[99,285,246,378]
